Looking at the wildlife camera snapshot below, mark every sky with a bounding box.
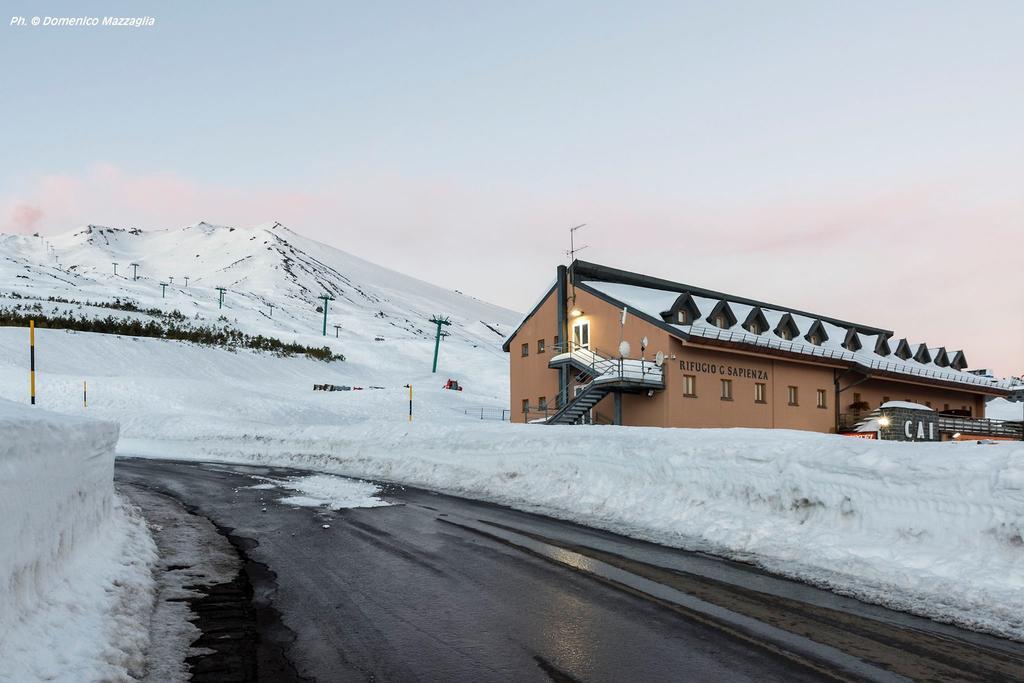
[1,1,1022,374]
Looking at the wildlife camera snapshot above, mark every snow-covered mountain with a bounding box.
[0,222,519,389]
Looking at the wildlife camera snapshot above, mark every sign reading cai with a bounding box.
[679,360,768,380]
[904,419,937,441]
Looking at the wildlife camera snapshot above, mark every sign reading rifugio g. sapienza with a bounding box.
[679,360,768,380]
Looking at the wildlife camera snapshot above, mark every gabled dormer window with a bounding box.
[932,347,950,367]
[742,307,769,335]
[950,351,968,371]
[875,334,892,357]
[842,328,862,352]
[894,338,912,360]
[706,300,737,330]
[914,344,932,364]
[775,314,799,341]
[662,293,701,326]
[804,320,829,347]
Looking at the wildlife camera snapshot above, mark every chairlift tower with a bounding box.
[318,295,334,336]
[216,287,227,309]
[130,262,140,280]
[429,315,452,373]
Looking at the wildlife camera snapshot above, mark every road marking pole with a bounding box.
[29,320,35,405]
[405,384,412,421]
[83,380,87,408]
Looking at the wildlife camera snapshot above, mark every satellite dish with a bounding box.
[655,351,665,367]
[618,340,631,357]
[641,336,649,351]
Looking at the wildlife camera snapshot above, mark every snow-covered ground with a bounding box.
[0,399,156,682]
[1,327,1022,643]
[988,397,1024,421]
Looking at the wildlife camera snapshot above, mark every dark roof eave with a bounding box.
[570,259,893,337]
[849,362,1010,397]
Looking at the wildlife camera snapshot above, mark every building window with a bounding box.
[853,392,861,404]
[683,375,697,397]
[779,329,792,341]
[538,396,547,411]
[521,399,529,414]
[943,403,949,411]
[816,389,827,409]
[572,321,590,350]
[714,314,728,328]
[720,379,733,401]
[521,342,529,357]
[754,382,766,403]
[537,339,545,354]
[787,386,799,406]
[808,334,821,346]
[678,310,690,324]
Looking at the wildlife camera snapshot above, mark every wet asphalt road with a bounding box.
[116,458,1024,683]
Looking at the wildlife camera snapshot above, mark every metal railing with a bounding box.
[548,343,664,387]
[936,415,1023,439]
[683,325,1014,390]
[522,404,554,423]
[463,407,511,421]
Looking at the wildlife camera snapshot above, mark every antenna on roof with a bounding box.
[564,224,589,315]
[565,223,588,263]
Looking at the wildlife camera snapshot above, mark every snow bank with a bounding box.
[0,399,156,682]
[126,421,1024,641]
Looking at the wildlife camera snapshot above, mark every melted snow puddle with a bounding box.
[247,474,391,510]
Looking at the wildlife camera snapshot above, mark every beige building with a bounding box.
[503,261,1013,436]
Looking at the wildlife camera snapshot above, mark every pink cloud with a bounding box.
[5,203,44,233]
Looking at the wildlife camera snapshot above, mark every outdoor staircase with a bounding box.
[545,382,612,425]
[545,345,665,425]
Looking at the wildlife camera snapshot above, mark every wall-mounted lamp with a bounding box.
[952,432,961,440]
[570,308,584,318]
[878,416,891,427]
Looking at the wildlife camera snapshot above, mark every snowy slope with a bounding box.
[0,221,519,393]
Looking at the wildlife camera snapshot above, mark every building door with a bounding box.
[572,320,590,351]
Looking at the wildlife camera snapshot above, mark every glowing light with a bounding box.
[878,416,891,427]
[570,308,584,318]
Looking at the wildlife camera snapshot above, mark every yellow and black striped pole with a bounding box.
[83,380,88,408]
[29,320,36,405]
